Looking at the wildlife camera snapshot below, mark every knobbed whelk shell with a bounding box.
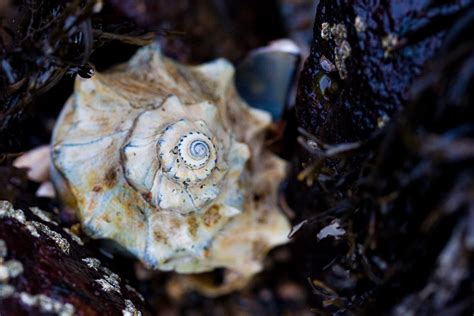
[51,44,290,286]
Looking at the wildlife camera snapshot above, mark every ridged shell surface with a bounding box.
[51,44,290,284]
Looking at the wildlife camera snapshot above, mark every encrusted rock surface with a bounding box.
[0,201,149,316]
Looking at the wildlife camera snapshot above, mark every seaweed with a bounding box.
[0,0,95,151]
[0,0,153,155]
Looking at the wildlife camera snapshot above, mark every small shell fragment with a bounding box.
[13,145,50,183]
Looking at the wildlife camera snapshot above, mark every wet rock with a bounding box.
[287,0,473,225]
[285,1,474,314]
[295,0,471,144]
[0,201,149,315]
[108,0,286,63]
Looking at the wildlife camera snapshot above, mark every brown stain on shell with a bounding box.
[202,205,222,227]
[187,216,198,238]
[104,168,117,188]
[92,185,102,192]
[98,213,112,224]
[154,230,168,244]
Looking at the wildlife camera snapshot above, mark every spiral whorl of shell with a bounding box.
[122,95,247,214]
[51,44,290,292]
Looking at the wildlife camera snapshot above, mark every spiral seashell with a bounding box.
[50,44,290,292]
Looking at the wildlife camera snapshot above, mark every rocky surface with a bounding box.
[285,1,474,314]
[296,0,471,144]
[0,201,149,315]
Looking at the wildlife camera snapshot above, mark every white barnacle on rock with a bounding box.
[0,201,26,223]
[83,256,128,297]
[0,284,15,298]
[24,222,41,238]
[63,227,84,246]
[18,292,75,316]
[382,33,399,57]
[51,44,290,292]
[354,16,367,33]
[29,207,58,225]
[82,257,101,270]
[330,23,348,44]
[122,299,142,316]
[31,221,70,254]
[0,202,38,238]
[96,278,121,294]
[0,266,8,282]
[102,267,121,289]
[83,256,123,294]
[320,22,352,80]
[321,22,331,40]
[4,259,24,278]
[0,202,71,254]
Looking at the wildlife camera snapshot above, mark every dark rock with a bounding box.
[0,201,150,316]
[296,0,470,144]
[285,0,474,314]
[108,0,286,63]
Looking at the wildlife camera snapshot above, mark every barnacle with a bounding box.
[51,44,290,288]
